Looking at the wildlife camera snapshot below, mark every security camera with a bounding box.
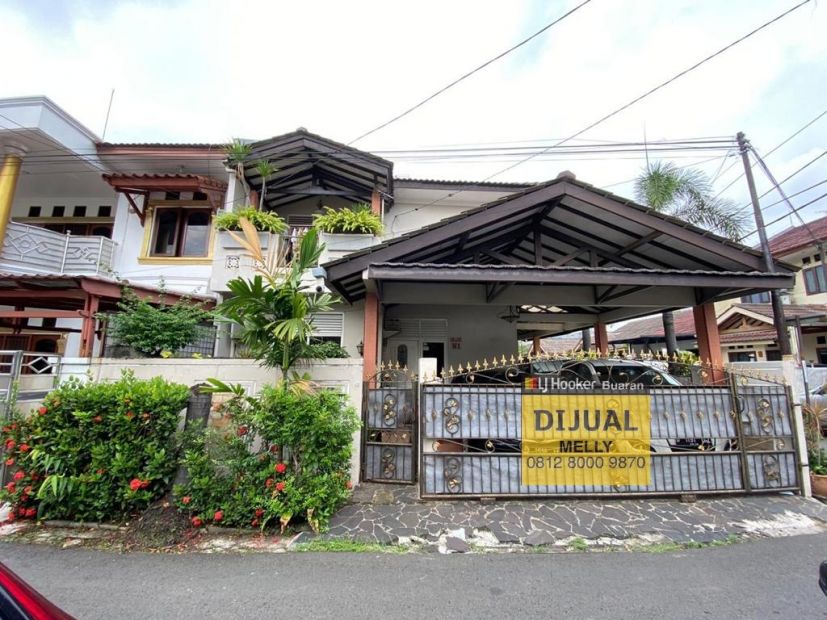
[315,285,324,293]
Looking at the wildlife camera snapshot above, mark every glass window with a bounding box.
[804,265,827,295]
[740,291,770,303]
[150,208,211,257]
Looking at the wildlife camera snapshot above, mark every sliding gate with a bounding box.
[419,361,801,498]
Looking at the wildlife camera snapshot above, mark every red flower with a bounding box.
[275,482,285,492]
[9,423,17,430]
[18,444,29,453]
[93,415,103,423]
[4,458,13,467]
[1,426,9,433]
[182,496,191,505]
[23,486,32,495]
[24,508,36,518]
[13,471,24,481]
[255,508,264,518]
[251,518,259,527]
[237,425,248,437]
[265,478,274,488]
[4,439,15,450]
[37,406,48,416]
[4,482,15,493]
[139,479,150,489]
[125,411,135,420]
[191,516,203,528]
[129,479,142,491]
[213,510,223,522]
[346,480,353,490]
[275,463,287,474]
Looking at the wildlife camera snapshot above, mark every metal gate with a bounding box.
[361,367,418,483]
[419,356,802,498]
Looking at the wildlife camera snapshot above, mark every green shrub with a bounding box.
[306,340,350,359]
[105,287,213,357]
[214,207,287,233]
[175,386,359,532]
[0,373,190,523]
[313,205,383,235]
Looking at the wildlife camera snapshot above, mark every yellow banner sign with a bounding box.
[521,393,651,487]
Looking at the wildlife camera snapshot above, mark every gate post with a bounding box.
[727,369,752,493]
[782,358,811,497]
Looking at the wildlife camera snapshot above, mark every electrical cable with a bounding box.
[348,0,594,145]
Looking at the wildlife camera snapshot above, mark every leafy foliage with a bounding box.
[634,161,749,241]
[803,404,826,475]
[0,373,189,523]
[214,207,287,234]
[175,386,359,532]
[218,225,338,374]
[313,204,383,235]
[306,340,349,359]
[105,286,213,357]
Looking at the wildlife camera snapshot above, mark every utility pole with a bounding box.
[737,132,791,356]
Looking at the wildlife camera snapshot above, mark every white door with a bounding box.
[385,339,420,375]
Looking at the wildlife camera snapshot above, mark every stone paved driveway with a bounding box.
[320,484,827,550]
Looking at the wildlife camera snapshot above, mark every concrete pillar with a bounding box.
[0,147,25,244]
[594,321,609,356]
[363,291,379,382]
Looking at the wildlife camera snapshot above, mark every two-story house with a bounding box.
[0,96,796,383]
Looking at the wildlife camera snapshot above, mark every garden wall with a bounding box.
[58,357,365,482]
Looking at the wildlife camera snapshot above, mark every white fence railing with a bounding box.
[0,222,114,275]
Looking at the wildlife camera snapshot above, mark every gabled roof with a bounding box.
[768,215,827,256]
[608,308,696,344]
[394,177,535,192]
[325,173,795,304]
[717,302,827,331]
[242,129,393,211]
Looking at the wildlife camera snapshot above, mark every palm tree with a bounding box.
[634,161,750,360]
[218,219,337,379]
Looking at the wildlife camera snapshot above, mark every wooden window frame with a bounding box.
[140,203,215,264]
[803,265,827,295]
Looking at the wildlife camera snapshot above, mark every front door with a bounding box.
[385,339,420,374]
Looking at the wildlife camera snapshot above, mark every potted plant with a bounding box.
[214,207,287,250]
[313,204,383,261]
[803,403,827,497]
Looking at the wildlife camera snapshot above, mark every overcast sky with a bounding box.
[1,0,825,241]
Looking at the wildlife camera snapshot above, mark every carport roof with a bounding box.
[324,173,796,310]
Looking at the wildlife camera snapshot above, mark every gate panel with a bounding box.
[420,360,800,498]
[362,375,418,483]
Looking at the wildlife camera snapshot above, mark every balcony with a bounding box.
[0,222,115,276]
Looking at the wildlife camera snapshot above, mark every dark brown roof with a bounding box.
[768,215,827,256]
[609,309,696,343]
[732,303,827,320]
[394,177,535,192]
[719,329,777,344]
[102,173,227,191]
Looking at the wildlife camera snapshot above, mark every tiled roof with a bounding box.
[608,309,696,343]
[731,303,827,320]
[101,172,227,191]
[394,177,535,190]
[719,329,777,344]
[98,142,224,149]
[540,335,584,354]
[768,215,827,256]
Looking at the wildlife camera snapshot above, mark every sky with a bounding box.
[0,0,825,242]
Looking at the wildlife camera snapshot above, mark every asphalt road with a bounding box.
[2,535,826,619]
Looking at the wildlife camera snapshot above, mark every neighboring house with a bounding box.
[608,308,698,355]
[0,96,798,378]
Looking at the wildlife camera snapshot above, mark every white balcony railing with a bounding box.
[0,222,115,276]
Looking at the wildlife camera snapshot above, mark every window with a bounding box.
[28,206,41,217]
[803,265,827,295]
[52,206,65,217]
[728,351,757,362]
[150,208,211,257]
[310,312,344,345]
[98,205,112,217]
[741,291,770,303]
[73,206,87,217]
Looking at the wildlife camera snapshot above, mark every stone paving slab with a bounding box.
[321,484,827,551]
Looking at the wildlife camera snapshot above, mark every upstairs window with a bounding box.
[803,265,827,295]
[150,208,211,257]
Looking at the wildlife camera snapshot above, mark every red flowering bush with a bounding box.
[175,385,358,532]
[0,372,189,522]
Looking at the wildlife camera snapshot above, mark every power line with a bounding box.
[347,0,594,145]
[401,0,814,216]
[733,149,827,215]
[712,105,827,200]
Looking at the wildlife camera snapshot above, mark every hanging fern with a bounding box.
[312,204,383,235]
